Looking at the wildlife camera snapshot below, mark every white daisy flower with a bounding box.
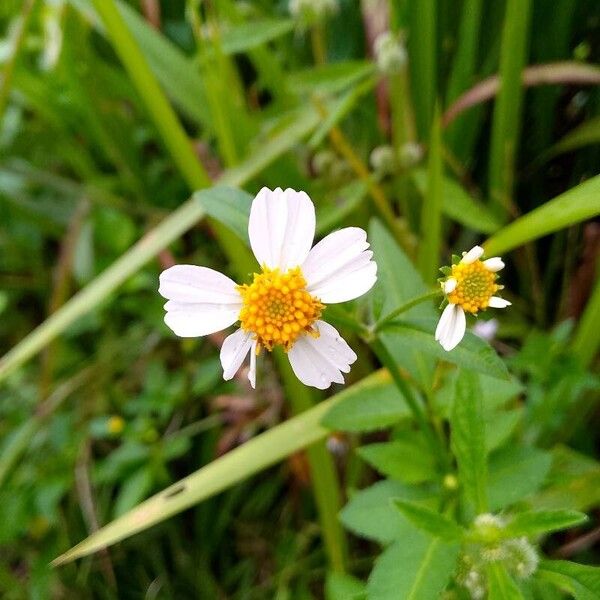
[435,246,510,352]
[159,187,377,389]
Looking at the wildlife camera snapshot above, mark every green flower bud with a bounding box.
[369,144,397,176]
[374,32,407,75]
[398,142,423,168]
[289,0,338,27]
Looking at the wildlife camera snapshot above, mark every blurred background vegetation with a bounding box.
[0,0,599,598]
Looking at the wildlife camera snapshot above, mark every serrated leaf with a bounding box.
[451,370,488,512]
[193,186,252,245]
[488,446,553,511]
[357,437,437,483]
[321,369,410,432]
[339,481,435,545]
[367,535,460,600]
[382,319,510,380]
[537,561,600,600]
[487,563,525,599]
[502,510,587,538]
[393,500,465,541]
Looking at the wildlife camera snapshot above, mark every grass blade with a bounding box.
[483,175,600,256]
[487,0,532,219]
[418,108,443,282]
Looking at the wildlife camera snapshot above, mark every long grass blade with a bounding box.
[487,0,533,219]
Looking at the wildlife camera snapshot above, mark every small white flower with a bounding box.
[435,246,510,352]
[472,318,498,341]
[374,31,407,74]
[159,188,377,390]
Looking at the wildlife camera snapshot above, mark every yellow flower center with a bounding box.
[237,267,323,352]
[447,260,499,314]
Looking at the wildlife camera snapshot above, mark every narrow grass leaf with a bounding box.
[487,0,532,219]
[484,175,600,256]
[412,169,501,234]
[418,108,443,282]
[220,19,294,54]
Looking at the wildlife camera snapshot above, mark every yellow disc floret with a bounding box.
[237,267,323,352]
[447,260,500,314]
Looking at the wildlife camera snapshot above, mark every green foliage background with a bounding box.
[0,0,599,598]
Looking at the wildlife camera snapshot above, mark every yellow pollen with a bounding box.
[237,266,323,352]
[447,260,500,314]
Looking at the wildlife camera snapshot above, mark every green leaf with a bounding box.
[486,408,524,453]
[357,436,437,483]
[543,116,600,161]
[413,169,502,234]
[393,500,465,541]
[325,572,366,600]
[451,369,488,512]
[530,446,600,512]
[484,175,600,256]
[220,19,294,54]
[487,563,525,599]
[382,320,510,380]
[537,561,600,600]
[113,467,153,518]
[339,481,435,545]
[287,60,375,95]
[51,373,388,566]
[501,509,587,538]
[193,186,252,246]
[488,446,552,511]
[315,179,370,235]
[321,369,410,432]
[367,535,460,600]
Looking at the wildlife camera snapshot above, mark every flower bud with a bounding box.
[473,513,506,543]
[370,145,397,176]
[398,142,423,169]
[504,538,539,579]
[374,31,407,75]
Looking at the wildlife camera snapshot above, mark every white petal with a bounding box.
[287,321,357,389]
[248,187,315,270]
[163,303,240,337]
[248,341,257,389]
[488,296,511,309]
[159,265,242,337]
[302,227,377,303]
[159,265,241,304]
[483,257,505,272]
[435,304,466,351]
[443,278,457,294]
[472,318,498,341]
[460,245,484,264]
[220,328,253,381]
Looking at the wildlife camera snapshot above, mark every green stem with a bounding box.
[571,272,600,368]
[91,0,210,190]
[371,339,450,472]
[372,289,442,334]
[274,351,347,573]
[0,0,37,121]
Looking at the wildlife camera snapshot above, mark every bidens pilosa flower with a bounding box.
[435,245,510,351]
[159,188,377,389]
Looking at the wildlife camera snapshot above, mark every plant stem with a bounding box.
[571,272,600,369]
[91,0,211,190]
[274,351,348,573]
[372,289,442,334]
[0,0,37,122]
[310,24,327,65]
[370,339,450,472]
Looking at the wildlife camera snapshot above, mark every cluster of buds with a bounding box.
[455,513,539,598]
[369,142,423,177]
[289,0,338,27]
